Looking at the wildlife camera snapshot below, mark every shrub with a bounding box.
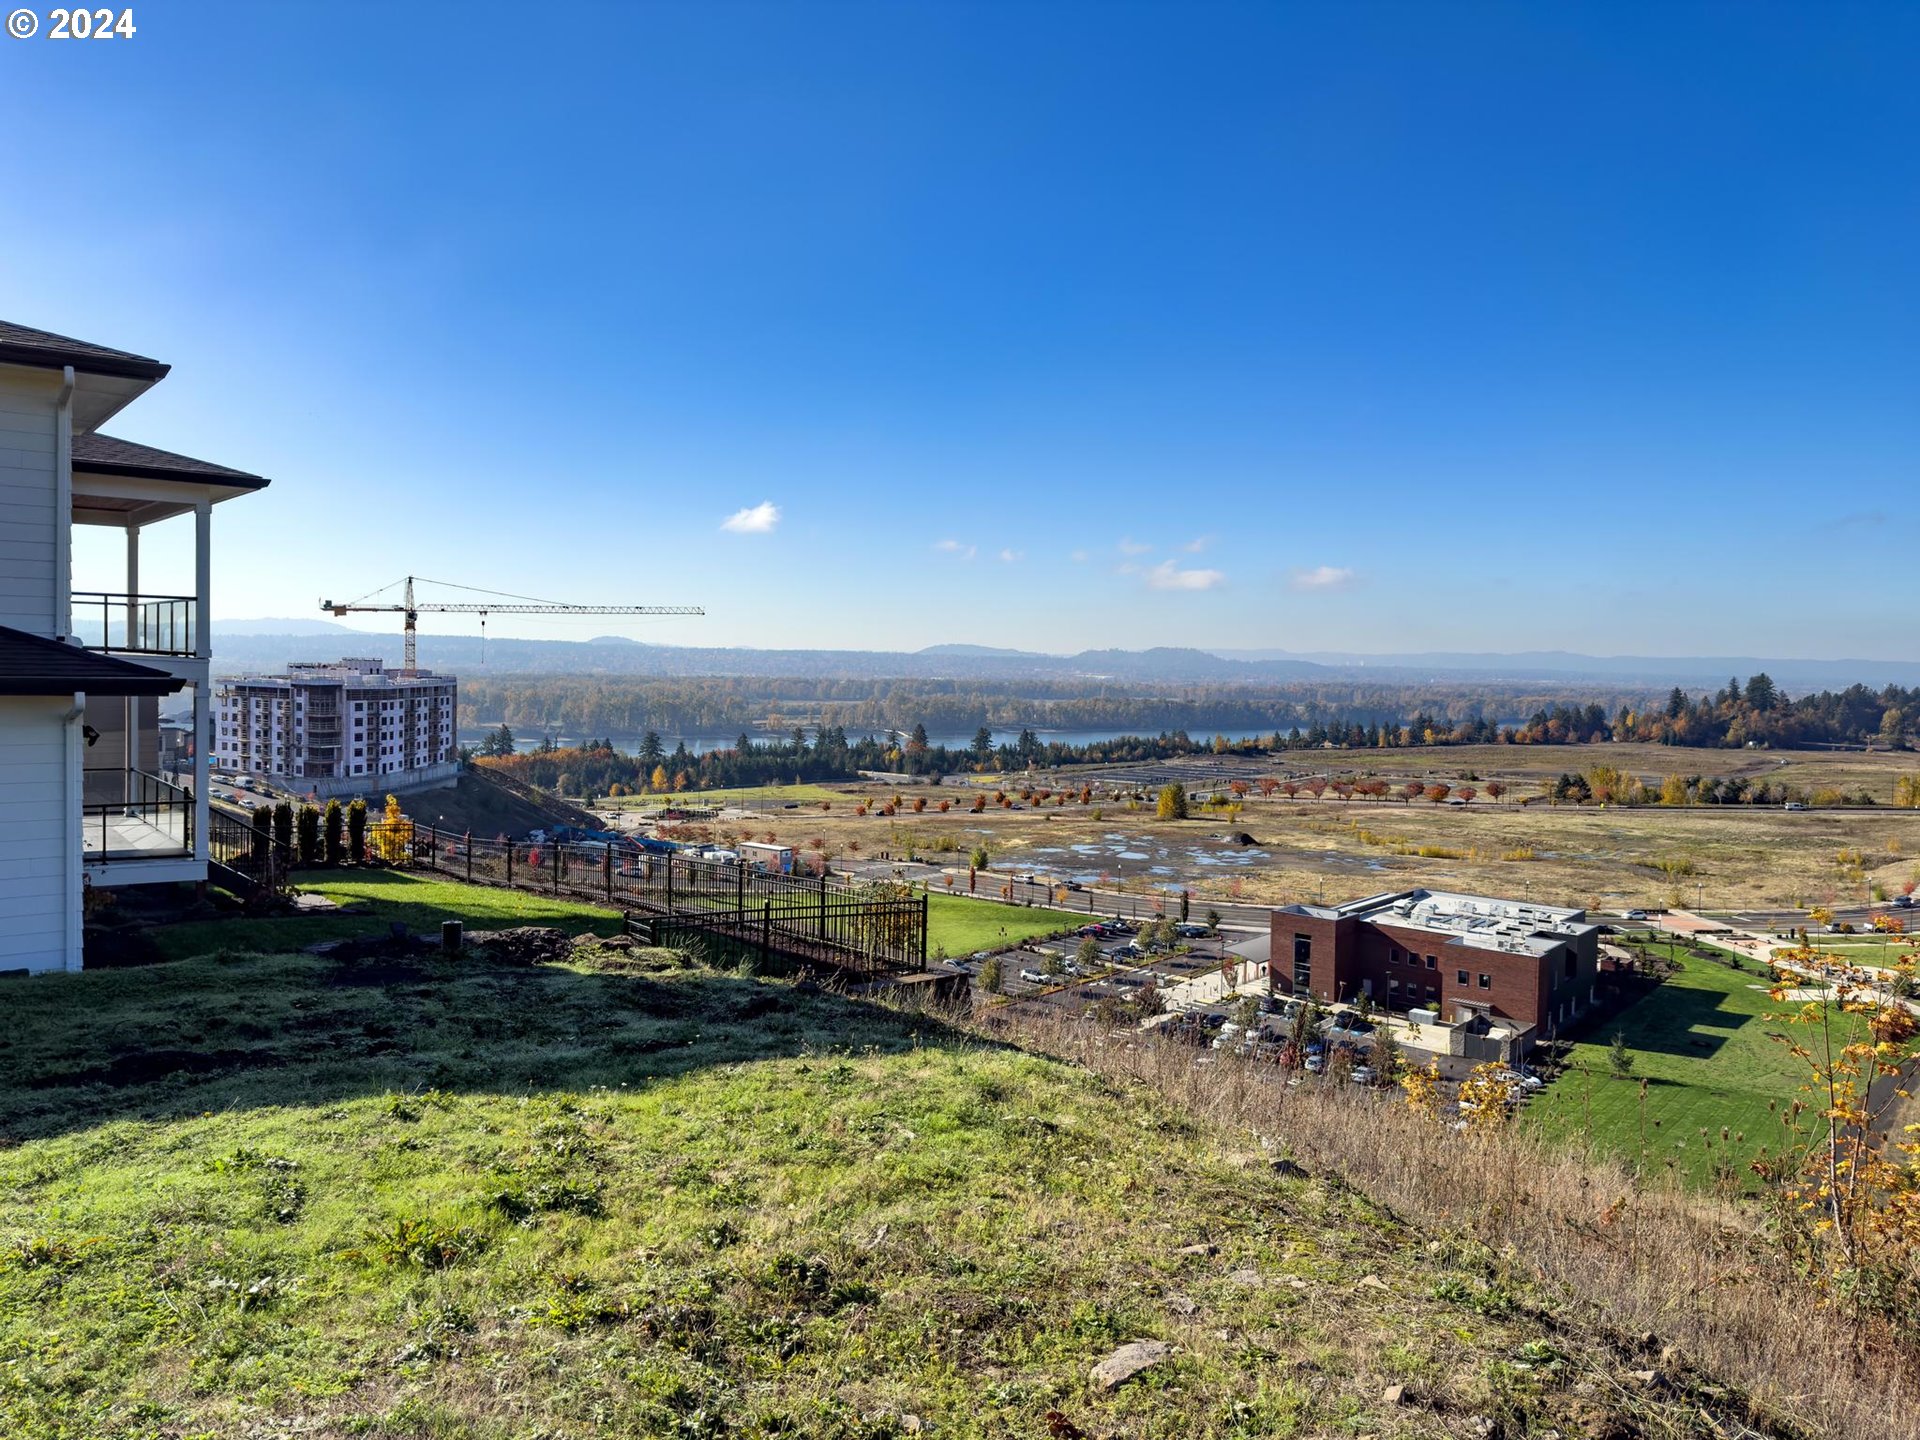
[271,802,293,855]
[295,804,321,865]
[323,799,345,864]
[347,798,368,863]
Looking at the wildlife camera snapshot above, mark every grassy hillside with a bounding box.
[1525,950,1869,1188]
[0,916,1788,1439]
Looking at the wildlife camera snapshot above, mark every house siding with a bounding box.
[0,696,78,973]
[0,368,60,636]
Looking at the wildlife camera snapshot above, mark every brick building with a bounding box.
[1270,888,1601,1038]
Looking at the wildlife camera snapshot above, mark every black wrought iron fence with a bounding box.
[408,825,927,974]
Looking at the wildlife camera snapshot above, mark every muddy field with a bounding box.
[639,783,1920,914]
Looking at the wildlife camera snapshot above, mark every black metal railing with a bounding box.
[81,767,192,859]
[409,826,929,975]
[69,592,196,656]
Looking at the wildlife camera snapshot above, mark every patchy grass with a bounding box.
[0,925,1750,1440]
[1525,951,1870,1188]
[150,869,625,962]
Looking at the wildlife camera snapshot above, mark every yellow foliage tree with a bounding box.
[1756,936,1920,1298]
[1400,1061,1442,1117]
[369,794,410,864]
[1659,774,1688,807]
[1457,1062,1518,1133]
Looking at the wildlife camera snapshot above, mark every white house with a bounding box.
[0,320,269,974]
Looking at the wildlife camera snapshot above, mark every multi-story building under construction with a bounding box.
[215,658,458,797]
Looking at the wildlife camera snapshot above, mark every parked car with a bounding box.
[1018,968,1048,985]
[942,958,973,972]
[1349,1065,1376,1086]
[1893,895,1914,909]
[1783,801,1807,812]
[1624,908,1649,921]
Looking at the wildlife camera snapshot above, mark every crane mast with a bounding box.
[321,575,702,673]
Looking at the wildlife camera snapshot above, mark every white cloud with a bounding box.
[720,501,780,534]
[1289,564,1355,592]
[1069,549,1089,563]
[1146,559,1227,592]
[1181,535,1214,553]
[998,548,1023,564]
[1117,538,1152,555]
[934,539,977,560]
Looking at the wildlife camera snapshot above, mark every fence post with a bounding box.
[604,846,613,904]
[506,842,514,889]
[427,825,437,871]
[553,845,561,895]
[466,831,473,884]
[736,859,745,913]
[819,872,828,940]
[920,892,929,967]
[761,900,772,968]
[666,852,675,913]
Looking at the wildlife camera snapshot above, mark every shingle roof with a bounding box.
[0,321,169,381]
[0,625,185,697]
[72,432,270,489]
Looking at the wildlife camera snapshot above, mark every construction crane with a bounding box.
[321,576,702,674]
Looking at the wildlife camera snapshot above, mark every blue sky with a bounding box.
[5,2,1916,657]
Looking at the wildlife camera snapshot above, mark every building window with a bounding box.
[1292,933,1312,992]
[1456,969,1468,985]
[1425,954,1436,969]
[1387,946,1399,964]
[1478,973,1491,989]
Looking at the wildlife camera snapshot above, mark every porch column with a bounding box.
[193,682,209,864]
[193,499,210,864]
[125,518,139,780]
[194,501,210,660]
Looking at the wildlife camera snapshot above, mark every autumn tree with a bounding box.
[1156,782,1189,820]
[1485,780,1506,804]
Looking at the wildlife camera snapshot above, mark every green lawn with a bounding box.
[151,870,624,962]
[1526,952,1870,1188]
[0,930,1661,1440]
[927,892,1080,956]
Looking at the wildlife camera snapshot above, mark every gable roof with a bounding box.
[0,321,169,382]
[0,625,186,697]
[72,432,270,490]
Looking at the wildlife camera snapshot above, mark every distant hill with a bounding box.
[1208,648,1920,689]
[211,617,363,637]
[203,630,1918,691]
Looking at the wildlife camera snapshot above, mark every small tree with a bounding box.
[1371,1023,1404,1085]
[1608,1032,1635,1078]
[370,794,410,864]
[271,801,294,857]
[1076,937,1102,971]
[323,799,345,865]
[346,797,368,863]
[970,844,991,871]
[294,804,321,865]
[1205,908,1221,934]
[1156,782,1189,820]
[979,954,1004,994]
